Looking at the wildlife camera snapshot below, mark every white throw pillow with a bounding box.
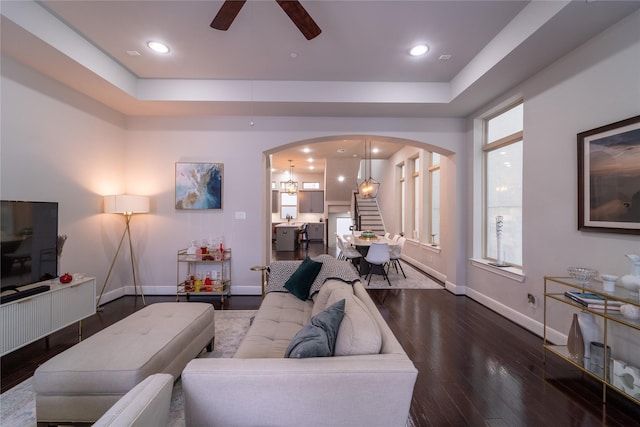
[312,279,354,317]
[327,288,382,356]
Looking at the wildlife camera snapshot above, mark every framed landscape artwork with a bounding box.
[175,162,223,210]
[578,115,640,234]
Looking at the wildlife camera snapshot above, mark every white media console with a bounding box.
[0,277,96,356]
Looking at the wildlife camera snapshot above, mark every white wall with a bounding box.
[0,54,468,302]
[124,117,466,297]
[1,56,127,300]
[465,11,640,365]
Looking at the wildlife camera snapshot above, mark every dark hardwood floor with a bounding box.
[2,241,639,425]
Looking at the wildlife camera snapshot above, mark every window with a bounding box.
[429,153,441,245]
[412,157,420,240]
[483,102,523,266]
[280,192,297,219]
[302,182,320,189]
[398,163,405,235]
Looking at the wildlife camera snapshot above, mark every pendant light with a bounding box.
[358,140,380,198]
[285,160,298,194]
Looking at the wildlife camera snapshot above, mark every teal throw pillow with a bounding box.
[284,256,323,301]
[285,299,346,358]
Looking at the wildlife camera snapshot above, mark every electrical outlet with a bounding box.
[527,293,537,308]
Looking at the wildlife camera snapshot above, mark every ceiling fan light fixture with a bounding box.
[147,41,170,54]
[410,44,429,56]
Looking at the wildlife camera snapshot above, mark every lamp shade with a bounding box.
[104,195,149,214]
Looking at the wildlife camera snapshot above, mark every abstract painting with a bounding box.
[175,162,223,210]
[578,115,640,234]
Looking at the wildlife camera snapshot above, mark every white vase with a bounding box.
[578,311,600,359]
[621,254,640,294]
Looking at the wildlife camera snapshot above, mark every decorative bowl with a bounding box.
[567,267,598,284]
[359,230,378,241]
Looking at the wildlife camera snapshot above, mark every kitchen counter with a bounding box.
[275,223,302,251]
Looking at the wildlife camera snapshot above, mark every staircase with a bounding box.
[355,197,386,235]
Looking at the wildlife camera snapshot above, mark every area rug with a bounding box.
[364,260,443,289]
[0,310,256,427]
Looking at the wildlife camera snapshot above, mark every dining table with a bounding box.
[342,234,398,276]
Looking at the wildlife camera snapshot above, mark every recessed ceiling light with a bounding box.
[147,41,170,54]
[302,148,310,153]
[338,176,345,182]
[307,158,314,162]
[309,165,315,170]
[409,44,429,56]
[372,148,379,154]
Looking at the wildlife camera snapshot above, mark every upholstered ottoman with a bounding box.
[34,302,215,426]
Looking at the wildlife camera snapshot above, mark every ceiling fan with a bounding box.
[211,0,322,40]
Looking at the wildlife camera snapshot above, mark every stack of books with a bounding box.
[564,291,624,311]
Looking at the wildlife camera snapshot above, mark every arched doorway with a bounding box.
[263,135,448,266]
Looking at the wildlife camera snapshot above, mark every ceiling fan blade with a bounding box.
[211,0,247,31]
[275,0,322,40]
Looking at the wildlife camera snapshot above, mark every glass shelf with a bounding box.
[543,276,640,406]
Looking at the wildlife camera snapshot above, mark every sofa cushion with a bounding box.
[284,257,323,301]
[308,255,360,299]
[312,279,354,317]
[265,257,359,299]
[285,299,346,358]
[234,292,313,359]
[265,261,301,294]
[327,288,382,356]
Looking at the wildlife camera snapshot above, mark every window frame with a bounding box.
[398,162,406,236]
[280,192,298,219]
[411,156,420,240]
[428,153,441,246]
[481,101,523,268]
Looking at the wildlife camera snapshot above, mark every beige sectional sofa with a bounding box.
[92,373,173,427]
[182,255,418,427]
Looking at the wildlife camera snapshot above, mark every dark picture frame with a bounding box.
[175,162,223,210]
[577,115,640,234]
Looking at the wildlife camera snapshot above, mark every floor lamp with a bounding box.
[96,195,149,310]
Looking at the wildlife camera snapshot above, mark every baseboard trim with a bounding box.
[463,287,566,342]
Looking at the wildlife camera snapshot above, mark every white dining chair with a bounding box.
[338,235,363,266]
[335,234,344,260]
[388,236,406,278]
[364,242,391,286]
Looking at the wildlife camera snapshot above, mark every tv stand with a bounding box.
[0,277,96,356]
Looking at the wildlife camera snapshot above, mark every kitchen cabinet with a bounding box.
[298,191,324,213]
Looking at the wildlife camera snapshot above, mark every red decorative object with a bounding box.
[60,273,73,284]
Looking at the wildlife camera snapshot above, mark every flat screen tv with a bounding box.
[1,201,58,290]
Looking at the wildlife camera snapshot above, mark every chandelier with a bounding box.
[285,160,298,194]
[358,140,380,198]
